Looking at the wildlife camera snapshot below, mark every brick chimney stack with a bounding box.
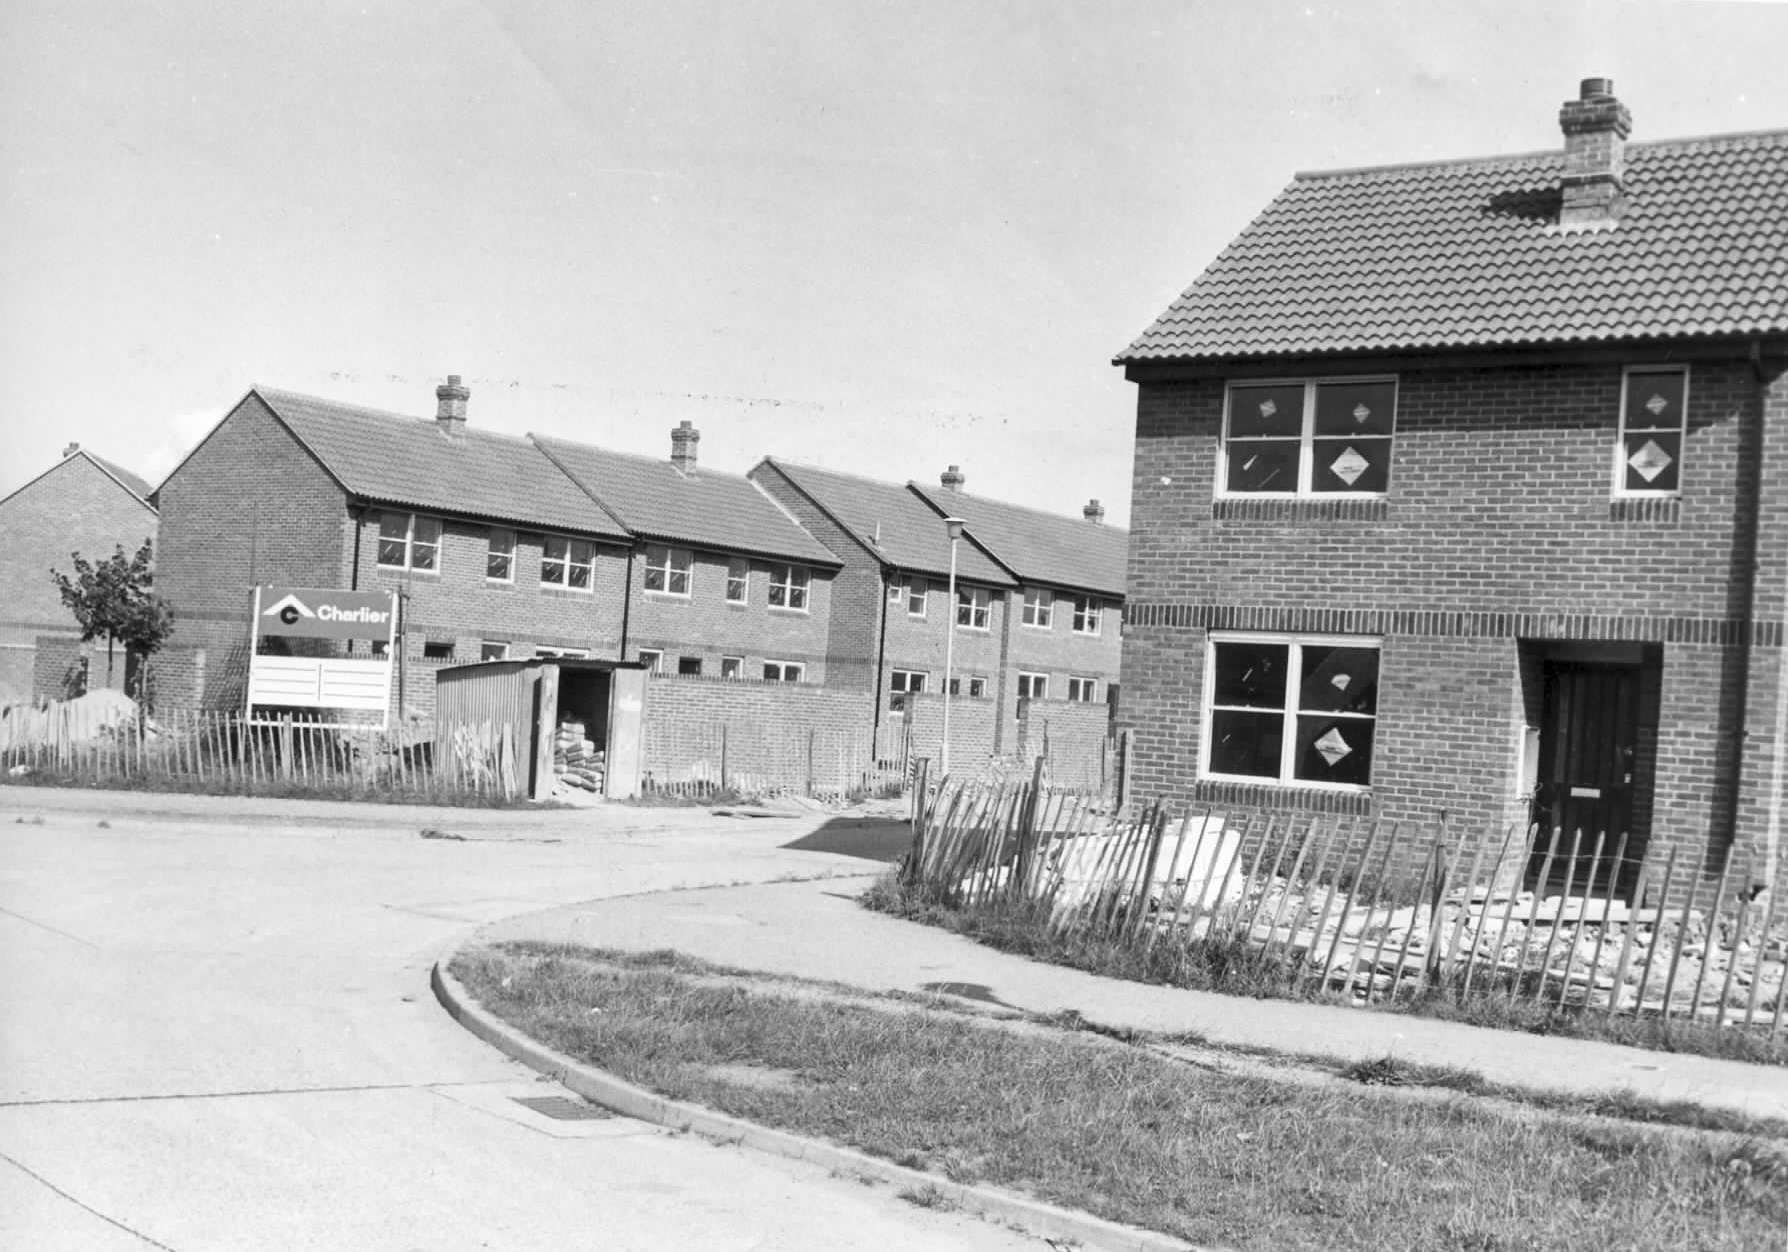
[1083,498,1105,524]
[671,420,700,473]
[940,464,965,492]
[1558,77,1632,227]
[62,442,80,458]
[435,374,470,432]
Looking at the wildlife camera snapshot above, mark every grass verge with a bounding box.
[859,876,1788,1068]
[452,942,1788,1252]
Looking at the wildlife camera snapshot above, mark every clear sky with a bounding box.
[3,0,1785,526]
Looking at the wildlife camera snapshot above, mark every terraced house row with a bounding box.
[141,376,1126,760]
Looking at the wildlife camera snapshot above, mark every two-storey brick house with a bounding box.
[1115,79,1787,896]
[751,458,1127,765]
[155,380,841,717]
[0,445,158,703]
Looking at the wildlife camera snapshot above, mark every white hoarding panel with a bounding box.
[247,658,391,712]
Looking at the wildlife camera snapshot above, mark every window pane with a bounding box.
[668,569,689,595]
[1310,437,1391,493]
[1298,646,1379,714]
[487,552,511,579]
[768,582,786,606]
[1625,370,1685,431]
[643,567,665,591]
[543,557,565,584]
[568,562,591,589]
[1622,431,1681,492]
[378,538,407,566]
[1228,384,1303,437]
[544,537,566,560]
[410,539,437,571]
[1209,709,1283,778]
[1294,716,1374,786]
[379,515,408,540]
[1314,381,1396,436]
[1225,440,1300,493]
[413,516,443,545]
[1211,642,1288,709]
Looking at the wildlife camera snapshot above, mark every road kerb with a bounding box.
[431,956,1201,1252]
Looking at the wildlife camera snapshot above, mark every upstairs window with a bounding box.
[720,656,742,679]
[1205,635,1379,789]
[1017,672,1048,701]
[889,668,926,710]
[1223,378,1396,497]
[377,512,441,571]
[956,586,991,631]
[1021,589,1052,629]
[768,564,810,611]
[725,557,749,604]
[541,536,595,590]
[1067,676,1099,702]
[947,675,987,698]
[907,578,928,618]
[644,544,692,596]
[638,648,663,673]
[486,528,514,582]
[1072,596,1102,636]
[763,660,804,683]
[1616,366,1688,496]
[480,641,509,661]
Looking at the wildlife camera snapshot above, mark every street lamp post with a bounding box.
[940,517,965,779]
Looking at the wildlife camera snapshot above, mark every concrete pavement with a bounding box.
[0,787,1041,1250]
[476,875,1788,1121]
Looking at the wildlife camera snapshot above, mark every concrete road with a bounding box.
[0,788,1038,1251]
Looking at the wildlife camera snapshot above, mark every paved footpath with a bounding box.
[479,875,1788,1121]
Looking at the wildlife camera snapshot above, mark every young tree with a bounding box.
[49,540,175,697]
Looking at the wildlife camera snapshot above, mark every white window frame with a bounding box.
[643,544,693,597]
[637,648,664,673]
[720,656,743,679]
[486,528,515,583]
[1613,365,1690,499]
[763,660,804,683]
[541,535,596,591]
[1017,671,1048,701]
[725,557,749,604]
[1218,376,1397,500]
[377,512,441,572]
[767,563,810,612]
[889,668,926,710]
[1201,632,1380,792]
[533,645,589,659]
[1021,589,1052,629]
[947,674,989,698]
[906,578,928,618]
[480,641,509,661]
[1067,676,1099,702]
[956,585,991,631]
[1072,596,1102,636]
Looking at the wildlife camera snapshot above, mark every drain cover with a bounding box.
[512,1095,613,1121]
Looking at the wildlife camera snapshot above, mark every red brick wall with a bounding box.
[625,547,835,684]
[1120,352,1786,890]
[1015,698,1114,791]
[0,456,157,704]
[640,673,877,792]
[904,689,998,779]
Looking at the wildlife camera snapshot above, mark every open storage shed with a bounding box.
[434,657,648,800]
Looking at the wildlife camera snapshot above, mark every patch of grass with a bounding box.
[1340,1054,1490,1094]
[864,874,1788,1068]
[452,944,1788,1252]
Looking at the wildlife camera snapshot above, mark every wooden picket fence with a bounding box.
[1,707,521,801]
[902,775,1788,1034]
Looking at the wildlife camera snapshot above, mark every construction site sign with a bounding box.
[246,586,397,723]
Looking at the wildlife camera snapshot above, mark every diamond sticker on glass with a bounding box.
[1329,446,1370,486]
[1258,399,1277,418]
[1330,673,1352,692]
[1644,393,1669,416]
[1628,439,1674,483]
[1314,727,1351,766]
[1352,403,1371,424]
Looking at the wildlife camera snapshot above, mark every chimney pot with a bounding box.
[940,464,965,492]
[1083,498,1105,524]
[670,419,701,473]
[62,442,80,458]
[435,374,470,431]
[1557,76,1631,227]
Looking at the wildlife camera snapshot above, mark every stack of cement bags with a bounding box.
[553,721,605,792]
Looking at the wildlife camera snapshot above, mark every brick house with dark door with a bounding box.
[1114,79,1787,897]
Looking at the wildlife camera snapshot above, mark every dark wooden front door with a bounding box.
[1528,661,1641,896]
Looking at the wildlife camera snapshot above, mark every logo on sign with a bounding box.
[262,593,317,627]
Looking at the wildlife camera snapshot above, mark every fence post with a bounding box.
[805,727,815,797]
[720,723,730,792]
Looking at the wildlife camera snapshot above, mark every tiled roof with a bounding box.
[1118,130,1788,362]
[757,460,1014,586]
[908,485,1129,599]
[534,439,840,566]
[84,454,155,503]
[255,388,629,539]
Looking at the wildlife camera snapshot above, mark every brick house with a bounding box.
[154,379,837,717]
[0,444,158,704]
[1114,79,1787,895]
[751,459,1127,766]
